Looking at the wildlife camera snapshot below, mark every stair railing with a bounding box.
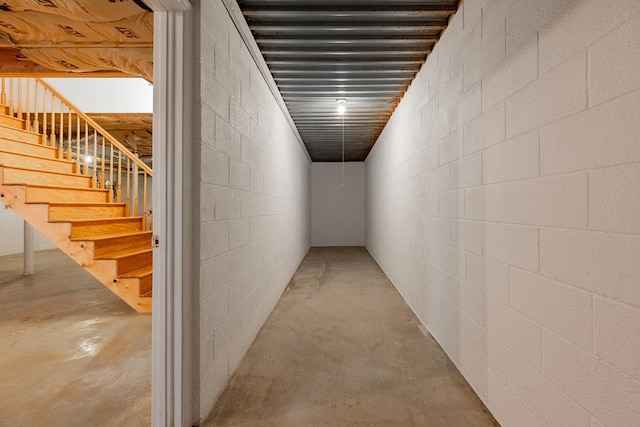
[0,77,152,230]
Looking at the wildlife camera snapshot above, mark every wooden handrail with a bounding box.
[35,78,153,177]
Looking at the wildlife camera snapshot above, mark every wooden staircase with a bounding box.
[0,78,152,313]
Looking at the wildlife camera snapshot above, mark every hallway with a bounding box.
[206,247,497,426]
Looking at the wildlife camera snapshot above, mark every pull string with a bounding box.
[342,110,345,186]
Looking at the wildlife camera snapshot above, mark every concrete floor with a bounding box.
[0,249,151,427]
[206,247,498,426]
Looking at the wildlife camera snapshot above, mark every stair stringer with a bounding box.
[0,183,151,313]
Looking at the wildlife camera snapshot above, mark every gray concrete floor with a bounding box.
[0,249,151,427]
[206,247,498,426]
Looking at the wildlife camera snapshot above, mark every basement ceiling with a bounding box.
[0,0,153,80]
[0,2,154,158]
[88,113,153,157]
[237,0,460,161]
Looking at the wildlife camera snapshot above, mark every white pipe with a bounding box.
[23,221,34,276]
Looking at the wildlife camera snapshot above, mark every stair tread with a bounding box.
[0,135,54,149]
[7,182,93,191]
[121,265,153,278]
[49,202,126,207]
[64,216,143,224]
[0,114,25,125]
[70,230,152,242]
[97,247,153,260]
[0,111,24,120]
[0,122,37,135]
[0,148,74,164]
[22,183,107,192]
[0,164,93,179]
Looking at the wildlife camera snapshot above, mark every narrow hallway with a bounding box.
[206,247,497,426]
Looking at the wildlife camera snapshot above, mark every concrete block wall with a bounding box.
[311,162,365,247]
[197,0,311,419]
[365,0,640,425]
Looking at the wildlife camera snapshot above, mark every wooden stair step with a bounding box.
[80,230,152,257]
[120,266,153,295]
[70,229,151,241]
[0,123,43,144]
[0,136,58,158]
[119,265,152,278]
[0,113,26,130]
[65,216,145,239]
[97,246,152,260]
[24,184,108,204]
[97,247,152,276]
[1,165,93,188]
[49,202,127,221]
[0,149,75,174]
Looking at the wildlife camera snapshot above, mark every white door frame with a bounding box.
[146,1,195,426]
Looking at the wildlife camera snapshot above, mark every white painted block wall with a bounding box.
[365,0,640,425]
[197,0,311,420]
[311,162,365,247]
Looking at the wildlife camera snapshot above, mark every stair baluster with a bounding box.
[109,138,114,201]
[16,77,22,120]
[24,79,31,130]
[116,152,121,203]
[33,83,39,133]
[42,87,47,144]
[9,77,14,117]
[125,157,130,214]
[92,129,98,187]
[50,95,56,150]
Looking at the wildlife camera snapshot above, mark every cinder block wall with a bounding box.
[311,162,366,247]
[196,0,311,419]
[365,0,640,425]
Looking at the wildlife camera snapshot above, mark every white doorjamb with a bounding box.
[146,1,194,426]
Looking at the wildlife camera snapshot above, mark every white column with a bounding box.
[23,221,34,276]
[147,1,195,425]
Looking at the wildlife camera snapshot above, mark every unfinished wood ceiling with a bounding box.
[0,0,153,81]
[0,2,154,158]
[89,113,153,157]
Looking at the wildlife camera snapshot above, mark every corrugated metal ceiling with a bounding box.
[237,0,460,161]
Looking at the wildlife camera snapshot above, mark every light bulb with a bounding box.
[337,105,346,114]
[85,156,93,164]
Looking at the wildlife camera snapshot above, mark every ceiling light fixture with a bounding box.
[337,99,347,185]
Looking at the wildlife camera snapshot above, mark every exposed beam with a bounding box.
[0,48,129,77]
[10,42,152,49]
